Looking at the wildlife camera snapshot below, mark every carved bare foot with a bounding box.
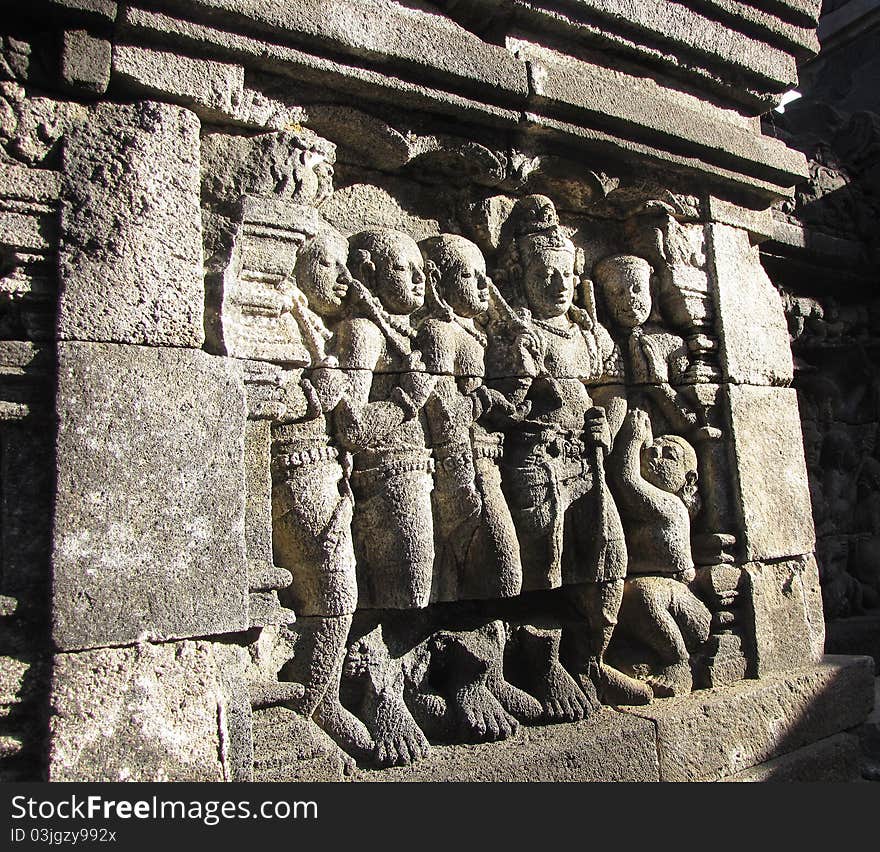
[593,662,653,706]
[644,661,693,698]
[515,624,594,723]
[315,695,374,762]
[429,626,519,743]
[454,682,518,742]
[372,695,432,768]
[478,621,544,724]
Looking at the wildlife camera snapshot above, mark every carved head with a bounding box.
[594,254,653,330]
[520,231,578,319]
[348,228,426,315]
[497,195,580,319]
[420,234,490,320]
[294,227,354,320]
[641,434,700,518]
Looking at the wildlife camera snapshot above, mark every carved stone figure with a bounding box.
[608,408,711,696]
[334,228,436,610]
[417,233,523,602]
[594,253,717,441]
[270,225,372,758]
[490,194,650,707]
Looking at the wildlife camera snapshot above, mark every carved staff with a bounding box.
[580,276,609,573]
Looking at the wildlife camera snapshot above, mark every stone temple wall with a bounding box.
[761,0,880,668]
[0,0,874,782]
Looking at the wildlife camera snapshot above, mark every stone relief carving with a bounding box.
[208,129,737,769]
[778,289,880,620]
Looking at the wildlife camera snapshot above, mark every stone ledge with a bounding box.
[719,732,863,782]
[327,708,658,783]
[257,657,874,782]
[621,655,875,781]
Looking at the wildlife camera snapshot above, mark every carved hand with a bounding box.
[585,405,612,452]
[398,369,437,409]
[304,365,348,412]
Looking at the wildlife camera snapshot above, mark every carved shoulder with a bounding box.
[335,317,384,371]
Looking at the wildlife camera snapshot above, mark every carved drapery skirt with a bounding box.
[502,427,626,591]
[430,436,523,603]
[350,447,436,610]
[272,446,358,618]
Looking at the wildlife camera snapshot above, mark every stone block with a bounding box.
[49,641,250,782]
[707,197,775,243]
[118,7,522,129]
[169,0,529,98]
[52,343,248,650]
[519,41,805,183]
[252,704,349,782]
[61,30,111,94]
[710,223,793,386]
[622,655,875,781]
[58,100,205,347]
[344,710,659,782]
[745,554,825,677]
[112,44,245,121]
[720,732,862,782]
[49,0,117,23]
[726,384,815,562]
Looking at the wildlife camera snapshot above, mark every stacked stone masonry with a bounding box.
[0,0,874,782]
[761,0,880,681]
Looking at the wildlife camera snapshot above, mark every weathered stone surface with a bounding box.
[252,704,349,782]
[49,0,117,23]
[519,41,806,183]
[622,656,875,781]
[118,6,522,129]
[61,30,111,95]
[159,0,529,98]
[342,709,659,782]
[58,100,205,347]
[49,641,250,782]
[707,197,775,243]
[726,384,815,562]
[719,732,862,782]
[112,44,244,122]
[745,554,826,677]
[825,614,880,667]
[53,343,248,650]
[710,223,794,386]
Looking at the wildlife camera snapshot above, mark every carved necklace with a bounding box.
[532,317,576,339]
[454,316,488,347]
[383,310,418,341]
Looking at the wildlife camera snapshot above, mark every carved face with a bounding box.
[442,242,490,318]
[522,248,575,319]
[374,234,426,315]
[295,231,353,319]
[597,257,652,329]
[641,436,697,496]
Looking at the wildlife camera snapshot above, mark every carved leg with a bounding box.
[511,621,595,723]
[346,622,432,768]
[569,580,652,706]
[429,624,521,742]
[482,621,543,725]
